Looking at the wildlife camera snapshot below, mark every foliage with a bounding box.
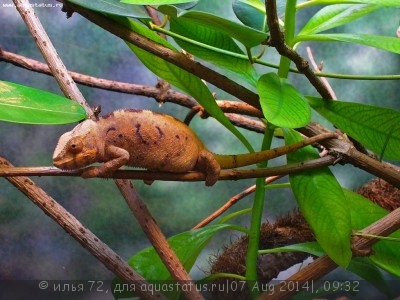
[2,0,400,299]
[0,81,86,124]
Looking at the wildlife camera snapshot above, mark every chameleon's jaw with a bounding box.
[53,150,99,170]
[53,155,80,170]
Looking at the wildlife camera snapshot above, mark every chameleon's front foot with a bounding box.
[81,166,115,178]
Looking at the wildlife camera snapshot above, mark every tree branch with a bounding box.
[0,155,337,182]
[265,0,333,100]
[115,179,203,300]
[13,0,93,115]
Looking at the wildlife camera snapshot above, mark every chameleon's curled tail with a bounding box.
[214,132,337,170]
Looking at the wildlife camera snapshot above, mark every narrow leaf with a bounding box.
[67,0,149,19]
[284,129,352,267]
[297,33,400,54]
[259,241,324,257]
[258,73,311,128]
[299,4,380,36]
[0,81,86,124]
[308,97,400,160]
[112,224,236,299]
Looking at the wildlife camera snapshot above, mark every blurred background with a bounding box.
[0,0,399,299]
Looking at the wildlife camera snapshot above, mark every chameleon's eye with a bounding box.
[69,138,83,154]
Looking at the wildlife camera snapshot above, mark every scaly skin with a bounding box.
[53,109,336,186]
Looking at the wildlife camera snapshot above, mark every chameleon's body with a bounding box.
[53,109,333,186]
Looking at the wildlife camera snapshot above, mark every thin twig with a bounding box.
[192,176,280,229]
[115,179,204,300]
[306,46,337,99]
[0,48,263,118]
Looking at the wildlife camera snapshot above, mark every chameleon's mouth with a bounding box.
[53,157,79,170]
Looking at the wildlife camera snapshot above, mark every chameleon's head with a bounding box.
[53,120,100,170]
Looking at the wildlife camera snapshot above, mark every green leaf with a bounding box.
[121,0,195,4]
[232,0,267,31]
[257,73,311,128]
[298,0,400,8]
[66,0,149,18]
[308,97,400,160]
[0,81,86,124]
[295,33,400,54]
[347,257,392,297]
[298,4,380,36]
[344,189,400,277]
[284,129,352,267]
[169,16,259,86]
[159,7,267,48]
[113,17,253,151]
[112,224,236,299]
[259,241,324,257]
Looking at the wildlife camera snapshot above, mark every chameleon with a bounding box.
[53,109,336,186]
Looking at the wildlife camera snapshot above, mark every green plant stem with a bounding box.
[218,208,253,225]
[278,0,297,78]
[264,182,291,189]
[201,273,247,281]
[245,126,274,298]
[296,0,361,10]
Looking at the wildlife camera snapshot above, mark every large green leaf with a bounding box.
[295,33,400,54]
[112,224,236,299]
[112,17,253,151]
[0,81,86,124]
[344,189,400,277]
[169,16,259,86]
[298,4,380,36]
[159,7,267,48]
[258,73,311,128]
[232,0,267,31]
[308,97,400,160]
[67,0,149,18]
[284,129,352,267]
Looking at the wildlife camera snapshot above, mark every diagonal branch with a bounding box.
[13,0,93,115]
[265,0,333,100]
[115,179,203,300]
